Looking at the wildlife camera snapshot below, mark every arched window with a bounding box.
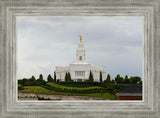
[79,56,82,60]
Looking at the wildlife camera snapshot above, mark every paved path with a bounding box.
[18,93,109,100]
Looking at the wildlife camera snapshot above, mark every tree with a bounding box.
[37,74,46,85]
[38,74,43,80]
[47,74,54,82]
[129,76,141,84]
[89,71,94,82]
[18,79,23,85]
[133,76,141,84]
[106,74,111,84]
[65,72,68,82]
[123,75,130,84]
[111,79,115,84]
[57,79,60,83]
[54,71,56,82]
[100,71,102,83]
[64,72,72,82]
[22,76,40,86]
[67,72,72,81]
[30,76,36,81]
[138,80,142,86]
[22,78,28,83]
[29,80,40,86]
[115,74,123,84]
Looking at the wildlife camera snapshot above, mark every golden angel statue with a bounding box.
[80,35,82,43]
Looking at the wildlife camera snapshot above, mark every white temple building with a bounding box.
[55,36,106,82]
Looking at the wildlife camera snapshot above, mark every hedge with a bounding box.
[41,83,115,94]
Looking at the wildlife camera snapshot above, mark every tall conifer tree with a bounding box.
[106,74,111,83]
[68,72,71,81]
[54,71,56,82]
[89,71,93,82]
[100,71,102,83]
[65,72,68,82]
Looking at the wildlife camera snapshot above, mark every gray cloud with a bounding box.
[17,16,143,80]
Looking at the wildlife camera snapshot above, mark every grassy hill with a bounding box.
[18,82,121,100]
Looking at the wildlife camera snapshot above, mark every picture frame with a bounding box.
[0,0,159,118]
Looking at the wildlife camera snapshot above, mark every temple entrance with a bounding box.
[77,79,82,82]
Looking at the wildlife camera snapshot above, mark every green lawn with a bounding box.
[18,84,22,87]
[19,86,55,94]
[19,84,117,100]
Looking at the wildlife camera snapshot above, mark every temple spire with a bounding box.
[80,35,82,43]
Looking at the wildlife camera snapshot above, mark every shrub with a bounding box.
[18,86,25,90]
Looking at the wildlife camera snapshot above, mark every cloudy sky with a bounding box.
[17,16,143,80]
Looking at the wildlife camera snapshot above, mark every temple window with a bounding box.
[75,71,85,76]
[79,56,82,60]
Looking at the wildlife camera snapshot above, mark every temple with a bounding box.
[55,36,106,82]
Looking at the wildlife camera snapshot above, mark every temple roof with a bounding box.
[116,86,142,94]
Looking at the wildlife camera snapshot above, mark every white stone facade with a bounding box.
[55,42,106,82]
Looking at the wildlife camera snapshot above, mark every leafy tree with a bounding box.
[111,79,115,84]
[115,74,123,84]
[54,71,56,82]
[100,71,102,83]
[106,74,111,84]
[29,76,36,81]
[29,80,40,86]
[134,76,141,84]
[57,79,60,83]
[120,77,124,84]
[37,74,46,85]
[115,74,120,84]
[138,80,142,86]
[38,74,43,80]
[21,76,41,86]
[47,74,54,82]
[89,71,94,82]
[129,76,141,84]
[18,79,23,84]
[28,76,37,84]
[22,78,28,83]
[123,75,130,84]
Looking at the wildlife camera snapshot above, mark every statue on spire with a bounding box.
[80,35,82,43]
